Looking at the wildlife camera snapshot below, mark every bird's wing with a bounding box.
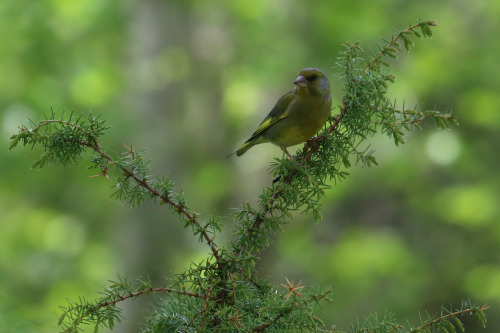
[249,90,295,138]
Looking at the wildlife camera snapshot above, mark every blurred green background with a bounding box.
[1,1,499,332]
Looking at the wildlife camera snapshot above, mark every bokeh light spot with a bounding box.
[44,214,86,258]
[425,130,460,165]
[465,265,500,301]
[435,185,496,227]
[223,78,260,122]
[70,68,117,106]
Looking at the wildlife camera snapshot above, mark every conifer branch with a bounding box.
[364,20,436,75]
[10,114,222,265]
[91,140,222,263]
[409,304,489,332]
[9,21,488,333]
[96,287,206,308]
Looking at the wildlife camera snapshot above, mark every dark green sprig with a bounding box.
[347,302,488,333]
[350,311,403,333]
[408,302,489,333]
[365,20,436,74]
[9,111,109,168]
[58,274,207,333]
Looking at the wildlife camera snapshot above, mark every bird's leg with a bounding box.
[281,146,294,160]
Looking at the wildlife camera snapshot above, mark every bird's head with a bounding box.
[294,68,330,97]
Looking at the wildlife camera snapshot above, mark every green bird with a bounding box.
[228,68,332,159]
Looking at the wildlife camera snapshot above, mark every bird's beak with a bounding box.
[294,75,307,88]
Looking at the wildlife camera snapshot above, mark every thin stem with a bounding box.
[82,140,222,264]
[29,119,94,138]
[95,287,205,309]
[409,304,489,332]
[364,21,436,75]
[197,286,213,332]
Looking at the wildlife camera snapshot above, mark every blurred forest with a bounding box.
[1,1,499,332]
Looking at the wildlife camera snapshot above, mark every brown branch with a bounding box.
[409,304,489,333]
[122,166,220,262]
[227,272,238,304]
[95,287,204,309]
[197,286,213,332]
[238,269,262,290]
[251,312,286,332]
[28,119,94,138]
[364,21,436,75]
[242,188,284,242]
[81,140,222,264]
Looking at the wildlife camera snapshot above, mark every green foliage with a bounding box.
[348,301,488,333]
[9,111,109,169]
[9,21,488,333]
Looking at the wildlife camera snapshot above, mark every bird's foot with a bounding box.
[281,147,295,160]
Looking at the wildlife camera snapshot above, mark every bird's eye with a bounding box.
[306,74,318,82]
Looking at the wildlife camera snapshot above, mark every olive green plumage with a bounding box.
[228,68,332,158]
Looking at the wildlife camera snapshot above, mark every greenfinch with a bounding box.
[228,68,332,159]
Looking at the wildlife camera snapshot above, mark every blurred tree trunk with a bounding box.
[116,1,228,331]
[117,2,191,331]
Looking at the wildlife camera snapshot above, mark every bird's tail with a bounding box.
[227,135,266,157]
[235,141,254,156]
[226,141,254,158]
